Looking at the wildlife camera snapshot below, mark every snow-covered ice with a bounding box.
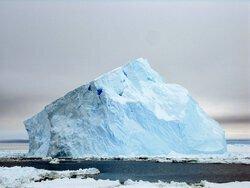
[201,181,250,188]
[0,166,99,188]
[24,178,121,188]
[24,178,192,188]
[10,178,250,187]
[149,143,250,164]
[24,58,226,157]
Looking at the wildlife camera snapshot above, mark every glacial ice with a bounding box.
[24,58,226,157]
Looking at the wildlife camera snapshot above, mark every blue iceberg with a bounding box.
[24,58,226,157]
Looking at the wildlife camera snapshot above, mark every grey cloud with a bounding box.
[215,116,250,124]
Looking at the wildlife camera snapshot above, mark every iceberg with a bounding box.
[24,58,226,157]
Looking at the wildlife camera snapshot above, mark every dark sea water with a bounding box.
[0,158,250,183]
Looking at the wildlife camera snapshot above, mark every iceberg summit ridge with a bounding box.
[24,58,226,157]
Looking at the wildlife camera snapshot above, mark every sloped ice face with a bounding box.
[24,58,226,157]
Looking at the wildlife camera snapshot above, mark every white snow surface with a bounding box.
[24,58,226,157]
[149,144,250,164]
[0,166,99,188]
[25,179,250,188]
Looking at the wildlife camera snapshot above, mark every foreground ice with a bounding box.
[0,166,249,188]
[0,166,99,188]
[25,179,250,188]
[24,58,226,157]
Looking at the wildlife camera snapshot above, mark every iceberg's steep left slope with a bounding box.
[24,58,226,157]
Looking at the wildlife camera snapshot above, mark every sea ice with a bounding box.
[0,166,99,188]
[24,58,226,157]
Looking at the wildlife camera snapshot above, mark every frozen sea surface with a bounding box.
[0,140,249,163]
[20,179,250,188]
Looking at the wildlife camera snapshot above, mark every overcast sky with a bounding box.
[0,1,249,139]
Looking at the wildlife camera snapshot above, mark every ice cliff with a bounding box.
[24,58,226,157]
